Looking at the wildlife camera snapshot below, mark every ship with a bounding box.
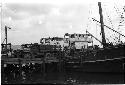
[63,2,125,73]
[1,2,125,73]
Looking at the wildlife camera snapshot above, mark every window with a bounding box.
[71,34,75,38]
[79,34,81,37]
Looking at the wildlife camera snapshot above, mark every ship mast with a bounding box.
[5,26,8,55]
[98,2,106,48]
[4,26,11,57]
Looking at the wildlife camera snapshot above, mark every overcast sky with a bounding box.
[1,0,125,45]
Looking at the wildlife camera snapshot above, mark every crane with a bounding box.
[86,30,102,44]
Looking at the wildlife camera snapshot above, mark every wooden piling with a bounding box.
[42,55,46,76]
[80,50,85,71]
[58,49,62,72]
[63,51,66,72]
[1,60,5,80]
[18,58,22,76]
[80,52,83,65]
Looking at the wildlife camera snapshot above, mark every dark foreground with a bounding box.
[1,63,124,84]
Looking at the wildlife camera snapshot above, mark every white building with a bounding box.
[64,33,93,49]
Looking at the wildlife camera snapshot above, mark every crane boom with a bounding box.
[86,30,102,44]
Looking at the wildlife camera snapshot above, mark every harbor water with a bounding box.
[1,63,124,84]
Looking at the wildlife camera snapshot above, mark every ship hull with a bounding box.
[65,57,124,73]
[65,44,125,73]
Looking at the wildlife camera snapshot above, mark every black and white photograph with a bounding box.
[1,0,125,84]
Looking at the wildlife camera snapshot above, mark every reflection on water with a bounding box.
[1,64,124,84]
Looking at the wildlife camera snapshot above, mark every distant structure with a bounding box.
[40,37,68,50]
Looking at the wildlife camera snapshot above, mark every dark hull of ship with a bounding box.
[65,45,125,73]
[65,58,124,73]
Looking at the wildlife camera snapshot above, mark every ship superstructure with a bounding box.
[64,33,93,50]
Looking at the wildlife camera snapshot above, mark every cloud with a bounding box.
[2,2,125,45]
[6,3,53,15]
[0,3,98,45]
